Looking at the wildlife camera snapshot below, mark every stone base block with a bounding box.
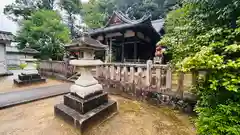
[64,92,108,114]
[54,100,117,132]
[18,73,41,81]
[14,78,46,85]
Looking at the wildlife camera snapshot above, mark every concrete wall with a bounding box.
[0,43,7,74]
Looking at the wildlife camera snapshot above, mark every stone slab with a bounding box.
[54,100,117,133]
[64,92,108,114]
[0,84,71,109]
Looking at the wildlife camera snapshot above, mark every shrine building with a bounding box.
[89,11,164,63]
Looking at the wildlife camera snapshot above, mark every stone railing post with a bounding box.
[105,65,109,80]
[129,66,134,83]
[135,67,143,89]
[116,66,121,81]
[176,71,184,99]
[166,66,172,90]
[146,60,153,87]
[156,67,162,91]
[191,70,199,87]
[110,65,115,80]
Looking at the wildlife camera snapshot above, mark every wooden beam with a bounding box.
[105,32,122,38]
[97,35,104,41]
[124,30,135,38]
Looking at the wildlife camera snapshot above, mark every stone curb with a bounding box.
[0,84,71,109]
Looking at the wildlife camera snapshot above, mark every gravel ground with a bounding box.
[0,70,64,93]
[0,95,196,135]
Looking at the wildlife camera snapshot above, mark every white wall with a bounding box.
[6,53,33,66]
[0,43,7,74]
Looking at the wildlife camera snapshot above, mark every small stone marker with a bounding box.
[54,35,117,132]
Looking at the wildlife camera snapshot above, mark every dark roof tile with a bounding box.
[0,31,14,41]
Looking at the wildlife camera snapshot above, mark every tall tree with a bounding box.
[82,0,178,28]
[82,0,106,28]
[16,10,70,60]
[4,0,55,22]
[59,0,82,38]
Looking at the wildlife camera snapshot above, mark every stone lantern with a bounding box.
[54,36,117,132]
[14,43,46,85]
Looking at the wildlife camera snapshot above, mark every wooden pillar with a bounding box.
[134,42,137,63]
[109,38,112,63]
[104,37,109,63]
[121,34,125,63]
[121,43,125,63]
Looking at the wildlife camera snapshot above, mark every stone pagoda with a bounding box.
[54,36,117,132]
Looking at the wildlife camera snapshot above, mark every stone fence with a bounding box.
[38,60,75,80]
[96,62,172,92]
[38,60,197,112]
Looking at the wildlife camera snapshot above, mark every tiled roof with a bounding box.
[6,46,39,54]
[151,19,164,33]
[6,46,20,53]
[65,36,108,50]
[90,11,154,36]
[0,31,14,41]
[21,47,40,54]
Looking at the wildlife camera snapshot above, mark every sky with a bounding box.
[0,0,89,34]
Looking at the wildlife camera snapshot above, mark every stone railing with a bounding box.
[38,60,197,112]
[96,62,172,93]
[38,60,74,79]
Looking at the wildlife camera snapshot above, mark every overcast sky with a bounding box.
[0,0,89,34]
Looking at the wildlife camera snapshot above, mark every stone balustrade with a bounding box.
[95,62,172,94]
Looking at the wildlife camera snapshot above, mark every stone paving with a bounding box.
[0,83,71,109]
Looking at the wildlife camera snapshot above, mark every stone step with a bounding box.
[64,92,108,114]
[54,100,117,133]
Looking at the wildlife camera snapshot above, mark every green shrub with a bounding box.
[160,0,240,134]
[19,63,27,69]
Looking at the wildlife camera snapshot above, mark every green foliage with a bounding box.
[82,0,179,28]
[59,0,82,38]
[161,0,240,134]
[16,10,70,60]
[4,0,55,22]
[82,0,106,28]
[19,63,27,69]
[159,4,200,64]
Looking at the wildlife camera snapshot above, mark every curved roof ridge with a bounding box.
[115,11,152,24]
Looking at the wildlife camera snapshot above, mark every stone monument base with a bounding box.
[14,73,46,85]
[54,92,117,132]
[0,71,13,77]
